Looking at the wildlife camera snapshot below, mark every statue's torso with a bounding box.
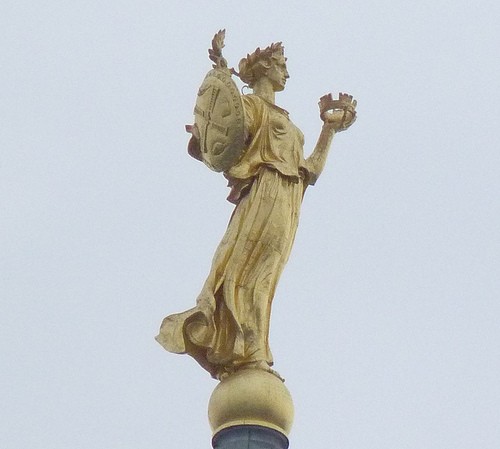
[226,95,307,183]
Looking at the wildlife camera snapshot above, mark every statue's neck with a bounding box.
[252,78,275,104]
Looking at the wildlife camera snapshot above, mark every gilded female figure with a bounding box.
[156,36,356,380]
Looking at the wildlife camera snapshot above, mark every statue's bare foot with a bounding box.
[217,361,285,382]
[216,366,234,381]
[239,361,285,382]
[270,368,285,382]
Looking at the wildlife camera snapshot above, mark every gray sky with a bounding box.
[2,1,499,448]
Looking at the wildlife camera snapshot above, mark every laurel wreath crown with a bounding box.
[208,30,285,87]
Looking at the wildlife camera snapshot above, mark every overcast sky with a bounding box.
[2,1,499,448]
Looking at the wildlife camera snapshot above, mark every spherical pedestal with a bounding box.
[208,368,294,437]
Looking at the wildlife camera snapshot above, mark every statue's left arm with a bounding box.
[305,93,357,185]
[305,123,336,185]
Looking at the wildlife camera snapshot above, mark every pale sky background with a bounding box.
[2,1,499,448]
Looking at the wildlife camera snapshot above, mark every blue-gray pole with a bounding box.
[212,425,289,449]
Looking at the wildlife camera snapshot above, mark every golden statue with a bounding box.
[156,31,356,382]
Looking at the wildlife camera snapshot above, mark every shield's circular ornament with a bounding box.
[194,68,246,172]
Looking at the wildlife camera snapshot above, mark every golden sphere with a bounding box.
[208,368,294,436]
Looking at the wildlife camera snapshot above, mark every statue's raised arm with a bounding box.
[156,31,357,382]
[306,92,357,184]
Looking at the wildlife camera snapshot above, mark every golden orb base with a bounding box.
[208,368,294,437]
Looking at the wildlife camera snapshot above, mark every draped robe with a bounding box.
[156,94,311,378]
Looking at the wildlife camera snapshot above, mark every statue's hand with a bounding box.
[318,93,357,132]
[185,124,200,140]
[186,124,203,161]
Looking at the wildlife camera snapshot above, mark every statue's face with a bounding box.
[266,57,289,92]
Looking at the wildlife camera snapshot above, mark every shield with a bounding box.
[193,69,246,172]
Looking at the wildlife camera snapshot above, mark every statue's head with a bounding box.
[238,42,289,91]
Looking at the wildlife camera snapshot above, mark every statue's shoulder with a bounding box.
[242,93,259,103]
[241,94,266,111]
